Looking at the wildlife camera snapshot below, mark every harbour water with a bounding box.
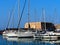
[0,35,60,45]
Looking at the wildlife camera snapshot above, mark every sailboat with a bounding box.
[3,0,34,39]
[3,0,19,38]
[3,10,18,38]
[3,9,18,38]
[17,0,34,38]
[40,8,58,41]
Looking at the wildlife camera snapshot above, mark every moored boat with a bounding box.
[18,30,34,38]
[40,31,58,41]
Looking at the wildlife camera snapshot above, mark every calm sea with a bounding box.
[0,35,60,45]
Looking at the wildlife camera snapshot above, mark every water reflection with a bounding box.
[2,35,60,45]
[6,38,60,45]
[7,38,34,42]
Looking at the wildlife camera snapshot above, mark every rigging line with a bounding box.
[6,11,11,28]
[17,0,26,28]
[6,9,13,28]
[6,1,17,29]
[12,7,15,28]
[6,7,15,28]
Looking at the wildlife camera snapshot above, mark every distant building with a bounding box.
[55,24,60,31]
[24,22,55,31]
[25,22,41,30]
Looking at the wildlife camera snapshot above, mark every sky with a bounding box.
[0,0,60,29]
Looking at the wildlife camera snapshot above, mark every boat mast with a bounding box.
[28,0,30,29]
[34,9,37,30]
[17,0,26,29]
[18,0,20,29]
[54,8,57,31]
[54,8,57,25]
[6,7,14,29]
[12,8,15,28]
[42,8,46,30]
[6,11,10,28]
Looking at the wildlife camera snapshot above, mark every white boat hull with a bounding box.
[7,32,18,38]
[40,31,58,41]
[3,30,18,38]
[18,31,34,38]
